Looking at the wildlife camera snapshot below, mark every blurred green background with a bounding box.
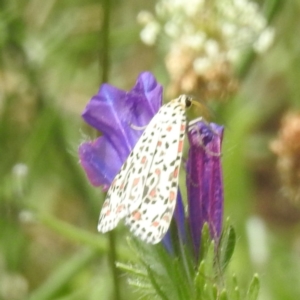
[1,0,300,299]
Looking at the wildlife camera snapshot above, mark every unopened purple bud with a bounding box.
[186,120,224,258]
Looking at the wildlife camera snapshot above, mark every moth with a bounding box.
[98,95,199,243]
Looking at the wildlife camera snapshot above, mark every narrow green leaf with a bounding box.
[145,265,169,300]
[28,248,97,300]
[116,262,147,277]
[156,246,191,300]
[203,284,213,300]
[212,284,218,300]
[219,224,236,271]
[247,274,260,300]
[219,289,228,300]
[127,279,152,289]
[230,274,240,300]
[178,239,194,286]
[232,273,238,287]
[194,261,205,298]
[198,222,210,262]
[205,241,216,279]
[129,238,180,300]
[195,241,217,300]
[233,287,241,300]
[38,214,106,250]
[38,213,132,261]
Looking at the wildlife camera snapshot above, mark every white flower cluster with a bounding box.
[138,0,274,74]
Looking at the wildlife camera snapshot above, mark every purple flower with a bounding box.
[79,72,162,190]
[78,72,185,250]
[186,120,224,259]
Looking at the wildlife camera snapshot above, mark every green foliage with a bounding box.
[118,225,259,300]
[247,275,260,300]
[218,219,236,272]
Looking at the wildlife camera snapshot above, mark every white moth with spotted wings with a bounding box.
[98,95,196,244]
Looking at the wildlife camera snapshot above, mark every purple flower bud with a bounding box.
[186,120,224,258]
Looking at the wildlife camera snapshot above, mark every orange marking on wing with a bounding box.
[151,221,160,227]
[132,178,140,187]
[116,204,125,213]
[132,210,141,220]
[173,167,179,178]
[167,126,172,131]
[169,191,176,202]
[157,140,162,146]
[141,156,147,164]
[180,124,186,132]
[178,140,183,152]
[155,168,161,175]
[150,188,156,197]
[105,210,111,216]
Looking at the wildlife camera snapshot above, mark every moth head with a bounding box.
[178,95,193,108]
[178,95,208,117]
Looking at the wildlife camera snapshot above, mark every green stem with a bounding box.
[100,0,111,83]
[108,231,122,300]
[264,0,283,22]
[99,1,121,299]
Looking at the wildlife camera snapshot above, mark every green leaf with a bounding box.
[28,248,97,300]
[233,287,241,300]
[247,274,260,300]
[212,284,218,300]
[198,222,211,262]
[127,238,194,300]
[232,273,238,287]
[219,289,228,300]
[145,264,169,300]
[194,261,205,299]
[205,241,216,280]
[219,221,236,271]
[202,283,214,300]
[230,274,240,300]
[116,262,147,277]
[195,241,216,300]
[37,213,132,261]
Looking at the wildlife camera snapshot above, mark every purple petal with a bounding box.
[79,137,122,190]
[186,120,224,258]
[79,72,162,189]
[161,231,173,253]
